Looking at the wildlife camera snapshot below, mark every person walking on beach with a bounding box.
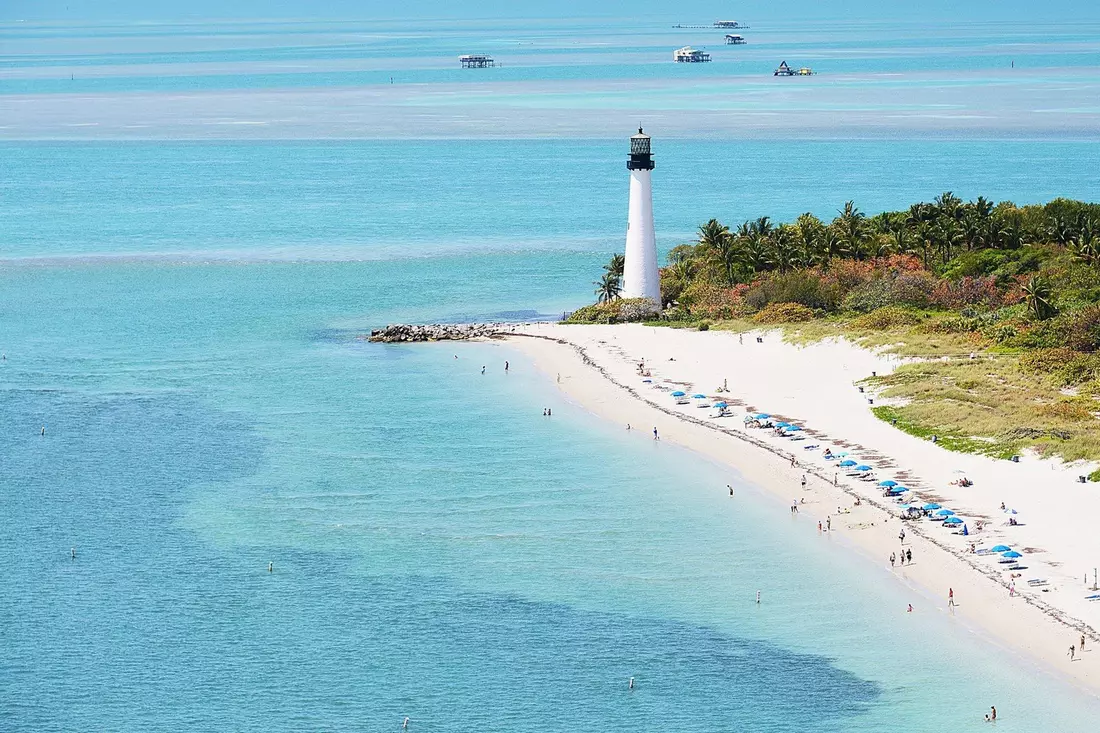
[1081,634,1086,653]
[948,587,955,608]
[817,520,822,533]
[890,552,896,567]
[790,455,795,468]
[906,548,912,564]
[801,474,807,489]
[791,499,798,514]
[826,516,831,531]
[653,427,659,440]
[1069,644,1076,661]
[899,529,906,545]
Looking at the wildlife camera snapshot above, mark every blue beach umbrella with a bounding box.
[855,465,872,471]
[692,393,707,399]
[935,509,955,516]
[923,503,941,510]
[990,544,1011,552]
[671,391,686,397]
[775,421,791,428]
[1002,550,1023,559]
[879,480,898,487]
[786,425,803,432]
[889,486,909,493]
[839,460,857,467]
[944,517,963,526]
[714,402,728,408]
[755,413,770,419]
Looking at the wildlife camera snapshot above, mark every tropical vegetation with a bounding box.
[569,195,1100,465]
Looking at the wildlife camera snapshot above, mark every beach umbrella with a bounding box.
[839,460,857,467]
[879,480,898,487]
[935,509,955,516]
[786,425,803,432]
[855,465,872,471]
[714,402,728,408]
[991,544,1011,552]
[754,413,770,419]
[943,516,963,525]
[671,391,686,397]
[775,421,791,428]
[889,486,909,493]
[1002,550,1023,559]
[692,393,707,399]
[923,503,941,510]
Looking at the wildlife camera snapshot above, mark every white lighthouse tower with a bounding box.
[622,128,661,306]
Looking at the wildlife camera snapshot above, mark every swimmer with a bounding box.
[756,590,761,604]
[41,426,46,436]
[907,603,913,613]
[481,365,485,374]
[268,562,273,573]
[403,717,409,729]
[628,677,634,690]
[71,547,76,560]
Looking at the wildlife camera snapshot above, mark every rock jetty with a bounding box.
[367,323,505,343]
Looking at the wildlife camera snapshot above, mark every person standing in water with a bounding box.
[653,427,659,440]
[990,706,996,721]
[481,365,486,374]
[504,360,509,372]
[728,484,734,497]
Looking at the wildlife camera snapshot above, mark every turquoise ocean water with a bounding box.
[3,16,1100,732]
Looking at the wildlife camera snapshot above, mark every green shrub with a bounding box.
[1089,468,1100,482]
[1019,348,1076,375]
[854,306,923,330]
[697,320,712,331]
[753,302,816,324]
[566,298,660,324]
[1065,305,1100,352]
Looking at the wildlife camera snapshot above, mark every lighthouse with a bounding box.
[622,128,661,306]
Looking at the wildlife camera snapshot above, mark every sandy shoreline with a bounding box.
[496,322,1100,695]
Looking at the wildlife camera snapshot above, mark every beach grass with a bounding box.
[694,317,1100,464]
[866,357,1100,463]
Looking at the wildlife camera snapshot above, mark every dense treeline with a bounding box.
[578,195,1100,351]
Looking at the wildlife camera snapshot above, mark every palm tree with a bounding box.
[604,253,625,280]
[835,201,868,260]
[751,216,774,239]
[764,227,796,273]
[934,191,963,221]
[1022,276,1056,320]
[697,219,730,249]
[1070,231,1099,266]
[594,272,621,303]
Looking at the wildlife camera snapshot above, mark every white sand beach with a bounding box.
[502,322,1100,694]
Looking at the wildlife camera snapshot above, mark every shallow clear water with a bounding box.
[3,15,1100,732]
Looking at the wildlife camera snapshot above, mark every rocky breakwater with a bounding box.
[367,323,505,343]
